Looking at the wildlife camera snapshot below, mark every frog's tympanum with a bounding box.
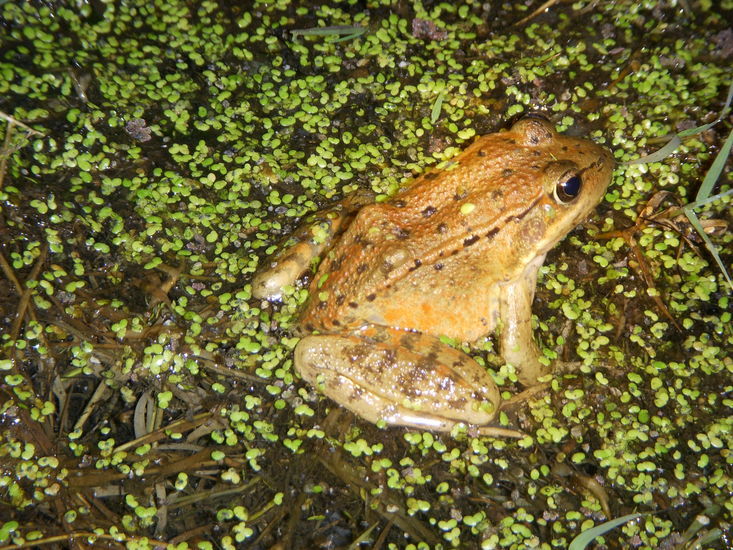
[253,116,614,435]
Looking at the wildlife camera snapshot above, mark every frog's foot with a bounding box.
[252,190,374,301]
[551,360,583,375]
[500,382,550,426]
[472,383,548,439]
[294,327,504,433]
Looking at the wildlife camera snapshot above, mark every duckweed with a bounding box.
[1,0,732,548]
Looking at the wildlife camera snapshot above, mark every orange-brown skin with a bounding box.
[253,116,614,434]
[300,119,611,338]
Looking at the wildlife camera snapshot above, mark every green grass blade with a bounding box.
[683,188,733,211]
[347,521,378,549]
[332,32,363,43]
[568,513,645,550]
[679,504,721,545]
[724,79,733,114]
[694,528,723,546]
[624,135,681,165]
[677,118,723,138]
[696,125,733,201]
[683,207,733,291]
[291,25,366,38]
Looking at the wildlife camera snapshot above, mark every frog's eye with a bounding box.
[554,174,582,204]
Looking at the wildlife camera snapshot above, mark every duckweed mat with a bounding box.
[1,1,731,548]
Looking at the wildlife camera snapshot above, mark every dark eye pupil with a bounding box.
[556,175,581,203]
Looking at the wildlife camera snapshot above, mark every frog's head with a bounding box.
[509,115,614,258]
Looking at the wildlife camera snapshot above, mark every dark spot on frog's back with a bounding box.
[477,150,487,157]
[366,293,376,302]
[394,227,410,240]
[422,205,437,217]
[437,223,447,234]
[408,259,422,272]
[393,199,406,208]
[336,294,345,306]
[348,301,359,309]
[502,168,514,178]
[357,263,368,274]
[424,172,438,180]
[463,234,479,247]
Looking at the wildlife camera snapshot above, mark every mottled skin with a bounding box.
[253,116,614,435]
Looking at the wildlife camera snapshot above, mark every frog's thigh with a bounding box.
[498,275,550,385]
[294,330,501,432]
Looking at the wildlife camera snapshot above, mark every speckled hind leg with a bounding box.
[251,190,373,300]
[294,325,510,433]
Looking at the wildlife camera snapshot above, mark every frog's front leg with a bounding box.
[498,257,551,386]
[294,325,511,434]
[252,190,373,300]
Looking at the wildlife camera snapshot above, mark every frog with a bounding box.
[252,115,614,436]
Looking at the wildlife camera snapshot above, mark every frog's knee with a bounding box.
[293,334,322,377]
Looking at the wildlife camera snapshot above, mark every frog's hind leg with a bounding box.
[294,326,504,433]
[252,190,373,300]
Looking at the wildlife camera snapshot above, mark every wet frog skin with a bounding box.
[253,116,614,435]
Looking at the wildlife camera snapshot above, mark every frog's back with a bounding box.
[299,116,614,340]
